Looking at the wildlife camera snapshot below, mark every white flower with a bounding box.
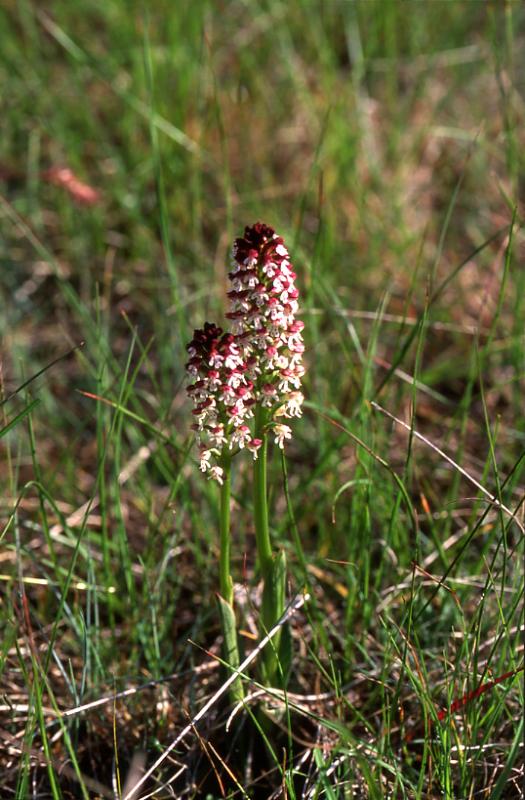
[231,424,251,449]
[284,391,303,418]
[209,424,227,447]
[209,466,224,484]
[273,424,292,449]
[199,449,212,472]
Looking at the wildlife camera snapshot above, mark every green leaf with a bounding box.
[0,399,40,440]
[217,594,244,704]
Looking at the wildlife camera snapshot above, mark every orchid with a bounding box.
[185,223,304,694]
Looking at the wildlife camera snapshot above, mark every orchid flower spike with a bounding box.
[228,223,305,432]
[185,322,261,483]
[186,223,304,481]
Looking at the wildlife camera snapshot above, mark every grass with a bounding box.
[1,1,524,797]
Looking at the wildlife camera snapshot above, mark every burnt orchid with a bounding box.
[229,224,305,685]
[186,223,304,481]
[185,223,304,696]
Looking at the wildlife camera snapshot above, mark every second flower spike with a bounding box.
[186,322,261,483]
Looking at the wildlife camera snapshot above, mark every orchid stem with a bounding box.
[253,407,273,573]
[253,405,285,686]
[219,455,233,604]
[218,456,244,704]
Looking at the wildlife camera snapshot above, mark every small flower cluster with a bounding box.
[186,224,304,481]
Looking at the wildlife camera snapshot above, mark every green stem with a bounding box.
[253,407,273,575]
[219,456,233,605]
[253,405,287,687]
[218,456,244,703]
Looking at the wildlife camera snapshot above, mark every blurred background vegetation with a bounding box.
[1,1,523,797]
